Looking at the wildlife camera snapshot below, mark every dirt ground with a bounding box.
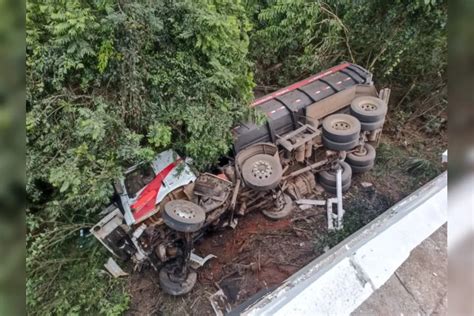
[124,123,447,315]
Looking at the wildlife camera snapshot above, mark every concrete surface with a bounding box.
[353,224,447,316]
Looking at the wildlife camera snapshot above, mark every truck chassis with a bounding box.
[92,62,390,295]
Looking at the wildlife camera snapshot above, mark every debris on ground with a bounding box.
[360,182,373,188]
[295,199,326,206]
[209,289,231,316]
[104,258,129,278]
[190,252,217,270]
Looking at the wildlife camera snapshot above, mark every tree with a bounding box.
[26,0,255,313]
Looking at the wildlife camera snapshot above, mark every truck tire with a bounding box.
[159,263,197,296]
[163,200,206,233]
[360,118,385,131]
[318,161,352,187]
[322,114,361,143]
[262,194,293,220]
[241,154,282,191]
[350,96,387,123]
[322,136,359,152]
[346,144,376,167]
[320,180,351,194]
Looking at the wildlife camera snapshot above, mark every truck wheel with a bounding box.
[159,263,197,296]
[163,200,206,233]
[346,144,376,166]
[322,136,359,151]
[318,161,352,187]
[241,154,282,191]
[350,161,375,173]
[262,193,293,220]
[360,118,385,131]
[322,114,361,143]
[350,96,387,123]
[320,180,351,194]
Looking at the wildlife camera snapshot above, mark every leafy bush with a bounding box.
[247,0,447,95]
[27,0,254,313]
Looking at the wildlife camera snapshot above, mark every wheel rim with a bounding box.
[164,200,205,227]
[241,154,282,190]
[251,160,273,179]
[332,120,351,130]
[360,103,378,111]
[354,147,368,156]
[173,208,197,220]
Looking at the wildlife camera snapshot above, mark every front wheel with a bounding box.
[162,200,206,233]
[262,193,293,220]
[159,262,197,296]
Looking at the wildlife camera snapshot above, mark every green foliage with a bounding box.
[248,0,347,85]
[27,0,254,314]
[148,123,172,149]
[246,0,447,96]
[26,219,130,315]
[405,157,440,180]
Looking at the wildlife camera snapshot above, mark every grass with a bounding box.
[27,236,130,316]
[314,186,394,253]
[374,141,443,191]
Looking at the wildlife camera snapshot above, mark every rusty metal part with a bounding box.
[368,128,382,144]
[223,165,236,183]
[194,180,223,197]
[295,144,305,162]
[236,189,271,215]
[305,141,313,158]
[237,201,246,216]
[246,199,271,214]
[200,175,233,226]
[156,244,167,261]
[306,116,319,128]
[262,193,294,220]
[241,154,283,191]
[285,171,317,200]
[276,124,321,152]
[182,182,195,200]
[283,159,329,180]
[230,179,241,211]
[193,173,232,214]
[167,246,178,257]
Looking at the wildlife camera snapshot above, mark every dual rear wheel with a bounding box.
[317,142,376,195]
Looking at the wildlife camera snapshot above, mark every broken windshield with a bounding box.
[124,164,156,198]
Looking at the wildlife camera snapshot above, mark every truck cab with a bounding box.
[115,149,196,225]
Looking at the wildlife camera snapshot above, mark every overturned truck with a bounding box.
[92,62,390,295]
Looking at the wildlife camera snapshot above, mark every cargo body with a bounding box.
[232,63,373,153]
